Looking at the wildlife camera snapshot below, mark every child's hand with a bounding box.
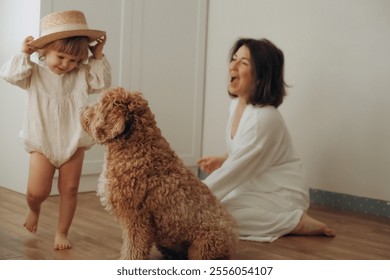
[22,36,37,55]
[89,35,107,59]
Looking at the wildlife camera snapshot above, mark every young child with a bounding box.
[0,10,111,250]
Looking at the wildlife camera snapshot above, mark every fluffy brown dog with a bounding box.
[80,87,238,260]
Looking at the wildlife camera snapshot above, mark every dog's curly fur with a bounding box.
[80,87,238,260]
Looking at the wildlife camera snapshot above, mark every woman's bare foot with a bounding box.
[291,213,336,237]
[54,232,72,250]
[23,209,40,233]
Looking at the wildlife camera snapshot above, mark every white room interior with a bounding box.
[1,0,389,214]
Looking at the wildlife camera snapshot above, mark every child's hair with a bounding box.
[38,36,90,63]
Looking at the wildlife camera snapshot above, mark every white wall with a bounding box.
[2,0,390,202]
[203,0,390,201]
[0,0,40,193]
[0,0,207,194]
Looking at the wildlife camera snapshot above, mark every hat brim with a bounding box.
[28,29,106,49]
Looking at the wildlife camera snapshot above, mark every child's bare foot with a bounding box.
[291,213,336,237]
[54,232,72,250]
[23,210,39,233]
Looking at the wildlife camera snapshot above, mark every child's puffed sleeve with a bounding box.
[0,52,34,90]
[86,56,112,93]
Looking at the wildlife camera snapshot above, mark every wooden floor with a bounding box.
[1,186,389,260]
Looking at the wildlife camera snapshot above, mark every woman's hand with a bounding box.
[197,154,228,174]
[89,35,107,59]
[23,36,37,55]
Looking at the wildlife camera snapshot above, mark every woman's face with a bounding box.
[228,45,255,100]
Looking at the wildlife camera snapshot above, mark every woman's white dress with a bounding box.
[0,53,111,167]
[203,98,309,242]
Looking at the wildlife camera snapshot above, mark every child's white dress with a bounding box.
[203,98,310,242]
[0,53,111,167]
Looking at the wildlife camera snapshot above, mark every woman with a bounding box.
[198,38,335,242]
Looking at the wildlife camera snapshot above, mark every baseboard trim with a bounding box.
[310,188,390,218]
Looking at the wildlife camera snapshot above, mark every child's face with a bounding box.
[45,50,80,75]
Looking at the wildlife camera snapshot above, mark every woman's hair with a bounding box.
[38,36,90,63]
[229,38,287,108]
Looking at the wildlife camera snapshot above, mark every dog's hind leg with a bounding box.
[187,232,233,260]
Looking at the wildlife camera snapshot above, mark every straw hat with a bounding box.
[29,10,106,49]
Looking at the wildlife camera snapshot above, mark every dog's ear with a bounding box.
[88,96,130,144]
[114,113,134,140]
[91,88,141,143]
[93,109,128,144]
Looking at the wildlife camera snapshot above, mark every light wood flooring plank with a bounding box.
[0,186,389,260]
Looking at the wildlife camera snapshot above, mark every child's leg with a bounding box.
[24,152,56,233]
[55,148,85,250]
